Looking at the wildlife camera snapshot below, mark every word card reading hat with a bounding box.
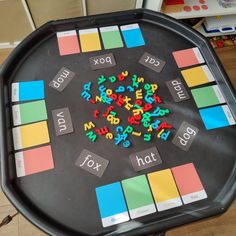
[12,80,44,102]
[57,30,80,56]
[15,145,54,177]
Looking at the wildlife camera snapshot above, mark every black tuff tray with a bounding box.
[1,9,236,236]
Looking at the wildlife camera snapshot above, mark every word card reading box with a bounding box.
[121,175,156,219]
[148,169,182,211]
[100,25,123,49]
[79,28,101,52]
[95,182,129,227]
[15,145,54,177]
[120,23,145,48]
[57,30,80,56]
[172,47,205,68]
[172,163,207,204]
[191,85,225,108]
[12,100,47,126]
[181,65,215,87]
[12,121,50,150]
[199,105,236,130]
[12,80,44,102]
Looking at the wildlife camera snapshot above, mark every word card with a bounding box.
[100,25,123,49]
[75,149,109,177]
[172,163,207,204]
[52,107,74,136]
[139,52,166,73]
[129,146,162,172]
[172,47,204,68]
[120,23,145,48]
[181,65,215,87]
[89,53,116,70]
[12,80,44,102]
[57,30,80,56]
[166,78,190,102]
[191,85,225,108]
[199,105,236,130]
[49,67,75,92]
[121,175,156,219]
[172,121,199,151]
[95,182,129,227]
[148,169,182,211]
[15,145,54,177]
[79,28,101,52]
[12,100,47,126]
[12,121,50,150]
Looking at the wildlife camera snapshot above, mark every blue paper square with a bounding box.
[19,80,44,102]
[199,105,230,130]
[121,24,145,48]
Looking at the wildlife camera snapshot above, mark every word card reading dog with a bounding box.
[172,121,199,151]
[49,67,75,92]
[52,107,74,136]
[129,146,162,172]
[89,53,116,70]
[75,149,109,177]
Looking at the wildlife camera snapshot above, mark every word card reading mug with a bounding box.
[49,67,75,92]
[89,53,116,70]
[129,146,162,172]
[95,182,129,227]
[172,121,199,151]
[52,107,74,136]
[75,149,109,178]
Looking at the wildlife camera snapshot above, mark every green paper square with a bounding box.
[101,30,123,49]
[20,100,47,124]
[191,86,220,108]
[121,175,154,210]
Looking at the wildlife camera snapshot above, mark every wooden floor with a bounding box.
[0,46,236,236]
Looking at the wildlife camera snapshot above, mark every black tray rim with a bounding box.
[0,9,236,236]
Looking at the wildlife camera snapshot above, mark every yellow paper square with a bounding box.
[79,31,101,52]
[181,65,214,87]
[20,121,50,149]
[148,169,180,202]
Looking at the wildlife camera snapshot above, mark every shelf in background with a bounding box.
[164,0,236,19]
[196,24,236,37]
